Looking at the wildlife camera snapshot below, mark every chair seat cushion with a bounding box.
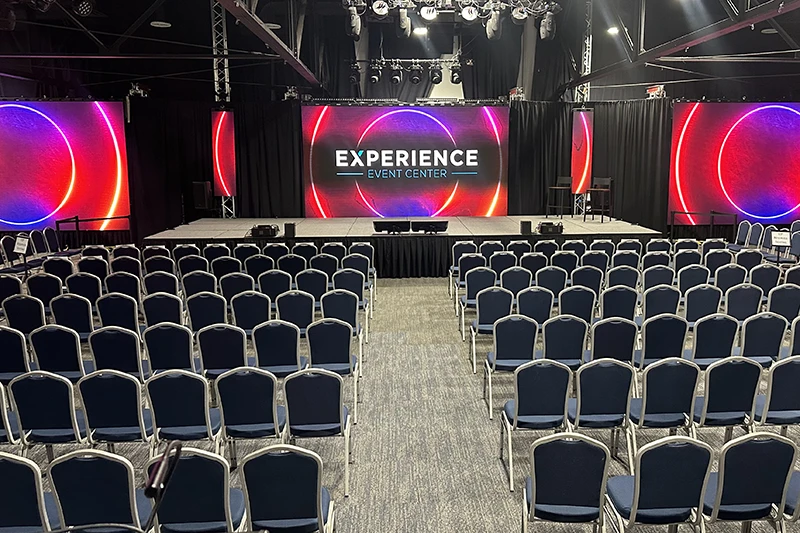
[92,408,154,442]
[0,492,66,533]
[633,350,664,369]
[503,401,564,430]
[161,488,245,533]
[259,357,307,378]
[629,398,686,428]
[607,475,693,524]
[754,394,800,425]
[204,357,257,380]
[290,407,349,438]
[693,397,749,426]
[487,352,531,372]
[251,486,331,533]
[28,409,87,443]
[567,398,625,428]
[314,355,357,376]
[784,471,800,516]
[226,406,287,438]
[470,321,494,334]
[0,372,25,385]
[459,296,476,309]
[525,476,600,522]
[158,407,221,441]
[702,472,773,521]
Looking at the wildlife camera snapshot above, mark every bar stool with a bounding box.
[546,176,573,219]
[584,177,612,223]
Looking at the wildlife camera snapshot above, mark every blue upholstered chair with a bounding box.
[231,290,271,335]
[89,325,148,380]
[0,452,58,531]
[483,315,538,419]
[143,323,198,373]
[197,324,250,380]
[470,287,514,374]
[253,320,305,377]
[540,315,588,371]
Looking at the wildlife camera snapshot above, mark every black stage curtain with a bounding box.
[363,26,434,103]
[592,99,672,233]
[507,101,572,214]
[233,100,304,218]
[462,25,523,100]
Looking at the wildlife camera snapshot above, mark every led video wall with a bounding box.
[571,109,593,194]
[302,105,509,218]
[670,102,800,225]
[212,110,237,197]
[0,101,129,231]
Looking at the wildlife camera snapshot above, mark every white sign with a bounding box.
[772,231,791,247]
[13,236,29,255]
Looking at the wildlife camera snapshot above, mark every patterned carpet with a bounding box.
[25,278,800,532]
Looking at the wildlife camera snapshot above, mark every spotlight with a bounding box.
[371,0,389,18]
[420,6,437,21]
[0,3,16,31]
[345,6,362,41]
[409,62,423,85]
[397,7,411,38]
[349,62,361,85]
[539,11,555,41]
[413,26,428,36]
[511,6,528,25]
[429,63,443,85]
[607,26,619,35]
[71,0,94,17]
[450,64,462,85]
[486,9,503,40]
[460,6,478,24]
[369,61,383,84]
[390,62,403,84]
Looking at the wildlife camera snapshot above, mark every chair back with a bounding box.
[258,269,292,301]
[143,245,171,261]
[309,253,338,280]
[321,242,347,263]
[533,240,558,260]
[790,316,800,357]
[89,326,144,378]
[341,253,370,281]
[582,251,609,273]
[178,255,209,276]
[44,227,61,253]
[528,434,610,518]
[674,249,702,272]
[452,241,478,267]
[182,270,217,299]
[702,239,726,257]
[332,269,366,301]
[714,264,747,295]
[475,287,514,327]
[97,292,139,333]
[31,325,82,375]
[49,450,141,529]
[465,267,496,300]
[110,256,142,279]
[349,243,374,267]
[211,256,242,279]
[741,312,788,359]
[146,370,212,431]
[506,241,531,259]
[517,287,554,325]
[691,313,738,361]
[187,291,227,332]
[642,266,674,292]
[490,251,517,277]
[9,372,82,442]
[321,290,359,330]
[562,240,587,257]
[520,253,548,278]
[646,239,672,254]
[480,241,504,260]
[263,243,290,263]
[219,272,255,304]
[203,244,230,263]
[500,267,532,296]
[642,251,670,270]
[618,239,642,255]
[571,266,603,297]
[768,284,800,322]
[599,285,637,320]
[707,433,796,521]
[253,320,302,370]
[606,265,639,290]
[241,445,326,533]
[678,265,710,296]
[642,285,680,321]
[589,240,615,258]
[105,271,141,303]
[590,318,637,363]
[234,244,261,263]
[296,269,328,303]
[724,284,762,322]
[143,292,183,327]
[542,315,588,363]
[173,244,201,263]
[492,315,537,366]
[705,249,733,274]
[307,319,353,368]
[0,326,29,375]
[735,249,763,272]
[640,314,687,366]
[245,254,276,280]
[276,290,315,331]
[751,263,781,296]
[30,230,48,255]
[629,437,713,523]
[457,254,486,283]
[551,251,578,275]
[684,284,722,323]
[77,256,109,280]
[0,453,50,531]
[558,286,596,323]
[231,291,270,332]
[144,271,179,296]
[51,294,93,337]
[77,370,146,441]
[27,273,62,309]
[787,265,800,287]
[511,360,571,428]
[574,360,633,424]
[2,294,45,335]
[145,448,235,531]
[296,244,322,264]
[217,368,279,431]
[536,267,568,299]
[144,323,194,372]
[762,356,800,418]
[284,369,344,430]
[611,251,639,269]
[0,274,22,304]
[699,357,761,424]
[198,324,247,373]
[734,220,751,245]
[113,245,140,261]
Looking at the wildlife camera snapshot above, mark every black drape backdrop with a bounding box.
[462,25,523,100]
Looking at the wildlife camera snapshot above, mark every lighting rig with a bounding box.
[342,0,562,41]
[350,58,463,85]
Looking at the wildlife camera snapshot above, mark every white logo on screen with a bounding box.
[335,149,479,168]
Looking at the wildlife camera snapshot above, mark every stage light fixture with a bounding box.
[420,6,437,21]
[0,3,16,31]
[371,0,389,17]
[349,62,361,85]
[450,64,462,85]
[607,26,619,35]
[511,6,528,24]
[397,7,411,38]
[71,0,94,17]
[409,62,423,85]
[346,6,362,41]
[390,62,403,84]
[460,6,478,23]
[369,61,383,84]
[486,9,503,40]
[413,26,428,36]
[539,11,555,40]
[429,63,443,85]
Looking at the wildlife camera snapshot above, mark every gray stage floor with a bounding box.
[146,216,661,241]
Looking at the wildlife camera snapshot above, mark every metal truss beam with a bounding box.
[575,0,593,103]
[53,1,107,51]
[609,0,636,62]
[211,0,231,103]
[111,0,169,51]
[751,0,800,49]
[718,0,741,20]
[216,0,320,86]
[563,0,800,90]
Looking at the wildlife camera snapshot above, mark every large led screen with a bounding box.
[670,102,800,225]
[212,110,236,197]
[0,101,129,231]
[302,105,509,218]
[571,109,593,194]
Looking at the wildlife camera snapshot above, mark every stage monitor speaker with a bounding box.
[192,181,212,210]
[284,223,296,239]
[520,221,532,235]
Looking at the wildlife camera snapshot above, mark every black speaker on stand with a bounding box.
[284,223,296,240]
[520,221,532,235]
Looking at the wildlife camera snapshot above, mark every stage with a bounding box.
[144,216,661,278]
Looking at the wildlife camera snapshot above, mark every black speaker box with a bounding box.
[192,181,212,209]
[284,222,296,239]
[520,221,532,235]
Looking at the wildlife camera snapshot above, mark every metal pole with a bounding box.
[212,0,236,220]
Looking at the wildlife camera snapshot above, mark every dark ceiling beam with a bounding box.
[750,0,800,49]
[562,0,800,90]
[53,1,107,51]
[718,0,741,21]
[110,0,169,52]
[609,0,636,62]
[215,0,320,86]
[0,53,280,60]
[657,55,800,63]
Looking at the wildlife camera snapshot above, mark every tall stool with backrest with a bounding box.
[584,178,612,222]
[546,176,573,218]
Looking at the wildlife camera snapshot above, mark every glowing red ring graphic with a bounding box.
[674,102,700,225]
[214,111,232,197]
[575,112,591,194]
[0,104,76,226]
[94,102,125,230]
[716,104,800,220]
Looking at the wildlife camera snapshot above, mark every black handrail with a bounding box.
[55,214,132,248]
[669,210,738,241]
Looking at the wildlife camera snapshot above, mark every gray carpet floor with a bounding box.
[23,278,800,532]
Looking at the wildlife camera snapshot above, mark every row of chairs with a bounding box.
[0,444,335,533]
[0,227,73,272]
[519,431,800,533]
[497,356,800,492]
